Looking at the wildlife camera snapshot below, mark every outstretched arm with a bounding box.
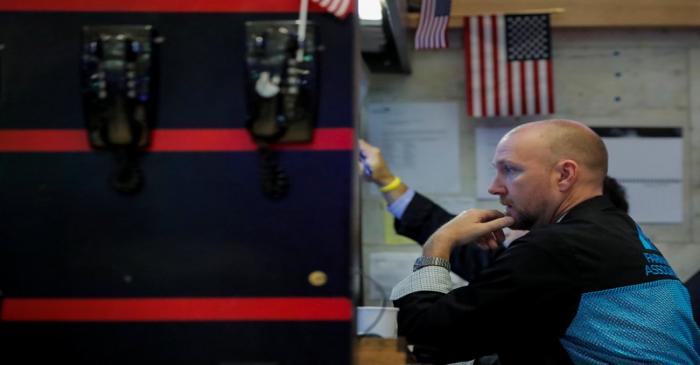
[358,139,503,280]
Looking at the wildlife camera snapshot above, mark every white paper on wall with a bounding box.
[365,102,462,194]
[598,127,683,224]
[621,180,683,223]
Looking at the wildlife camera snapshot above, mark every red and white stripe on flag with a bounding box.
[311,0,353,19]
[415,0,451,49]
[464,14,554,117]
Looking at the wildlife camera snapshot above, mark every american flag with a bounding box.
[415,0,452,49]
[311,0,353,19]
[464,14,554,117]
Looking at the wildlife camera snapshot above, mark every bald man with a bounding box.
[390,120,700,364]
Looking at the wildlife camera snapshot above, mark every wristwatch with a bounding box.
[413,256,451,272]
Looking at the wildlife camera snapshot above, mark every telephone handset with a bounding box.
[244,21,319,199]
[81,25,159,194]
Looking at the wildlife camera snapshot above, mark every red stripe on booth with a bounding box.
[0,128,353,152]
[0,0,332,13]
[1,297,353,322]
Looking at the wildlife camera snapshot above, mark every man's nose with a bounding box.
[488,177,506,196]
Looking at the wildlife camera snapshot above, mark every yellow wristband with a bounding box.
[379,177,402,193]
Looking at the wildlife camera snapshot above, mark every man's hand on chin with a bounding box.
[423,209,515,259]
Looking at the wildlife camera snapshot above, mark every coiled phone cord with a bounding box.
[257,144,289,200]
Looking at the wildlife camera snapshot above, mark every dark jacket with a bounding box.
[393,196,700,364]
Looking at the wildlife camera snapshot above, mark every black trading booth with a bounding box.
[0,1,357,364]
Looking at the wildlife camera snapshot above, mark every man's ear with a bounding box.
[555,160,578,192]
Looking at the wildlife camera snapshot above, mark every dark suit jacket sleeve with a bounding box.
[392,236,580,364]
[394,192,499,282]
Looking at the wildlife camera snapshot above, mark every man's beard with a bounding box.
[510,209,538,230]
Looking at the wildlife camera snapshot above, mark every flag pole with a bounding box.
[296,0,309,62]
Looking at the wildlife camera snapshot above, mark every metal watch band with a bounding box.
[413,256,451,272]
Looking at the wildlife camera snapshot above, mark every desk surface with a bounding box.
[355,337,408,365]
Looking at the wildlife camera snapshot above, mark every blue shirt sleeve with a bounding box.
[387,188,416,220]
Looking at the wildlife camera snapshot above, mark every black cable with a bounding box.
[112,148,143,194]
[103,98,145,195]
[257,145,289,200]
[357,274,391,338]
